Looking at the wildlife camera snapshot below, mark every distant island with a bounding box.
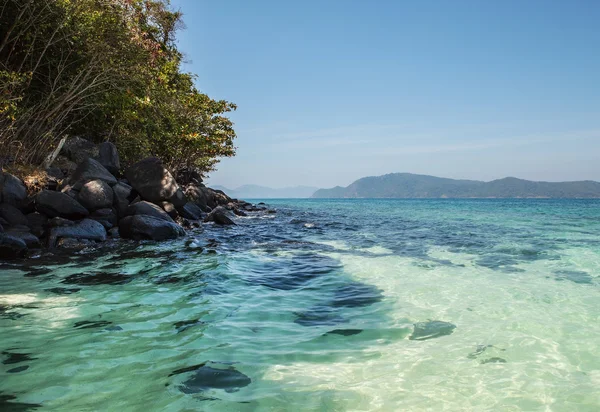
[213,184,319,199]
[312,173,600,199]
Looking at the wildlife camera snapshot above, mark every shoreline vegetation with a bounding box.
[0,0,276,260]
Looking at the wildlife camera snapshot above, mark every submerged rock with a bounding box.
[324,329,363,336]
[409,320,456,341]
[62,272,132,285]
[554,270,593,285]
[0,392,42,411]
[331,282,383,308]
[170,362,251,394]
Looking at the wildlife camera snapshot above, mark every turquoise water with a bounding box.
[1,199,599,411]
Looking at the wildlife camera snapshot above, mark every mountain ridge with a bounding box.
[312,173,600,199]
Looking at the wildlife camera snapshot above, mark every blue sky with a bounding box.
[170,0,600,189]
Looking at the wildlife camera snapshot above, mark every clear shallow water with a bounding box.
[1,199,599,411]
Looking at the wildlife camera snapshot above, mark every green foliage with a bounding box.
[0,0,236,174]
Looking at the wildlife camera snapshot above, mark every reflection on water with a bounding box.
[0,199,599,411]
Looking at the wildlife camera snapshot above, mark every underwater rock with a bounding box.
[2,352,37,365]
[173,319,205,333]
[45,287,81,295]
[7,365,29,373]
[0,392,41,411]
[324,329,363,336]
[294,306,347,327]
[62,272,132,285]
[554,270,593,285]
[170,362,251,394]
[480,357,507,364]
[73,320,113,329]
[409,320,456,341]
[331,282,383,308]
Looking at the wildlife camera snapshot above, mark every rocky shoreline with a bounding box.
[0,138,272,260]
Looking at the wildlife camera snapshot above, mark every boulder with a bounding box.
[97,142,120,175]
[0,233,27,259]
[69,158,117,189]
[45,167,64,180]
[210,189,232,208]
[119,215,185,241]
[160,201,178,219]
[48,218,106,247]
[184,184,211,212]
[26,212,47,238]
[62,137,98,164]
[89,208,118,229]
[204,206,235,225]
[8,224,30,233]
[124,157,185,206]
[0,222,3,232]
[46,217,75,227]
[60,185,79,199]
[0,204,29,227]
[112,181,133,217]
[78,179,113,211]
[126,200,174,223]
[35,190,89,219]
[0,172,27,207]
[6,231,40,249]
[177,202,205,220]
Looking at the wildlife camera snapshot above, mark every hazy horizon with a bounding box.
[172,0,600,189]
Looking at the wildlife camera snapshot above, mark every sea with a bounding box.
[1,199,599,411]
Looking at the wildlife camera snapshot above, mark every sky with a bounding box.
[170,0,600,189]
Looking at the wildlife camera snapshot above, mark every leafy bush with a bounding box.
[0,0,236,174]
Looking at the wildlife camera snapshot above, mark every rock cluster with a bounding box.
[0,138,270,259]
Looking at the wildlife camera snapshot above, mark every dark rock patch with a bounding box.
[6,231,40,249]
[73,320,113,329]
[0,392,41,411]
[409,320,456,341]
[480,357,507,364]
[324,329,363,336]
[170,362,251,394]
[45,287,81,295]
[24,268,52,277]
[331,282,383,308]
[97,142,120,175]
[7,365,29,373]
[554,270,593,285]
[294,306,347,327]
[62,272,132,286]
[2,352,37,365]
[173,319,205,333]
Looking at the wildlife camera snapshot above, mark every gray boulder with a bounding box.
[124,157,185,206]
[69,158,117,189]
[89,208,118,229]
[204,206,235,225]
[177,202,205,220]
[48,218,106,247]
[35,190,89,219]
[62,137,98,164]
[0,203,29,227]
[0,233,27,259]
[97,142,120,175]
[126,200,174,223]
[160,201,178,219]
[119,215,185,241]
[6,230,40,249]
[0,172,27,207]
[26,212,47,238]
[78,179,113,211]
[112,181,133,217]
[184,184,211,212]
